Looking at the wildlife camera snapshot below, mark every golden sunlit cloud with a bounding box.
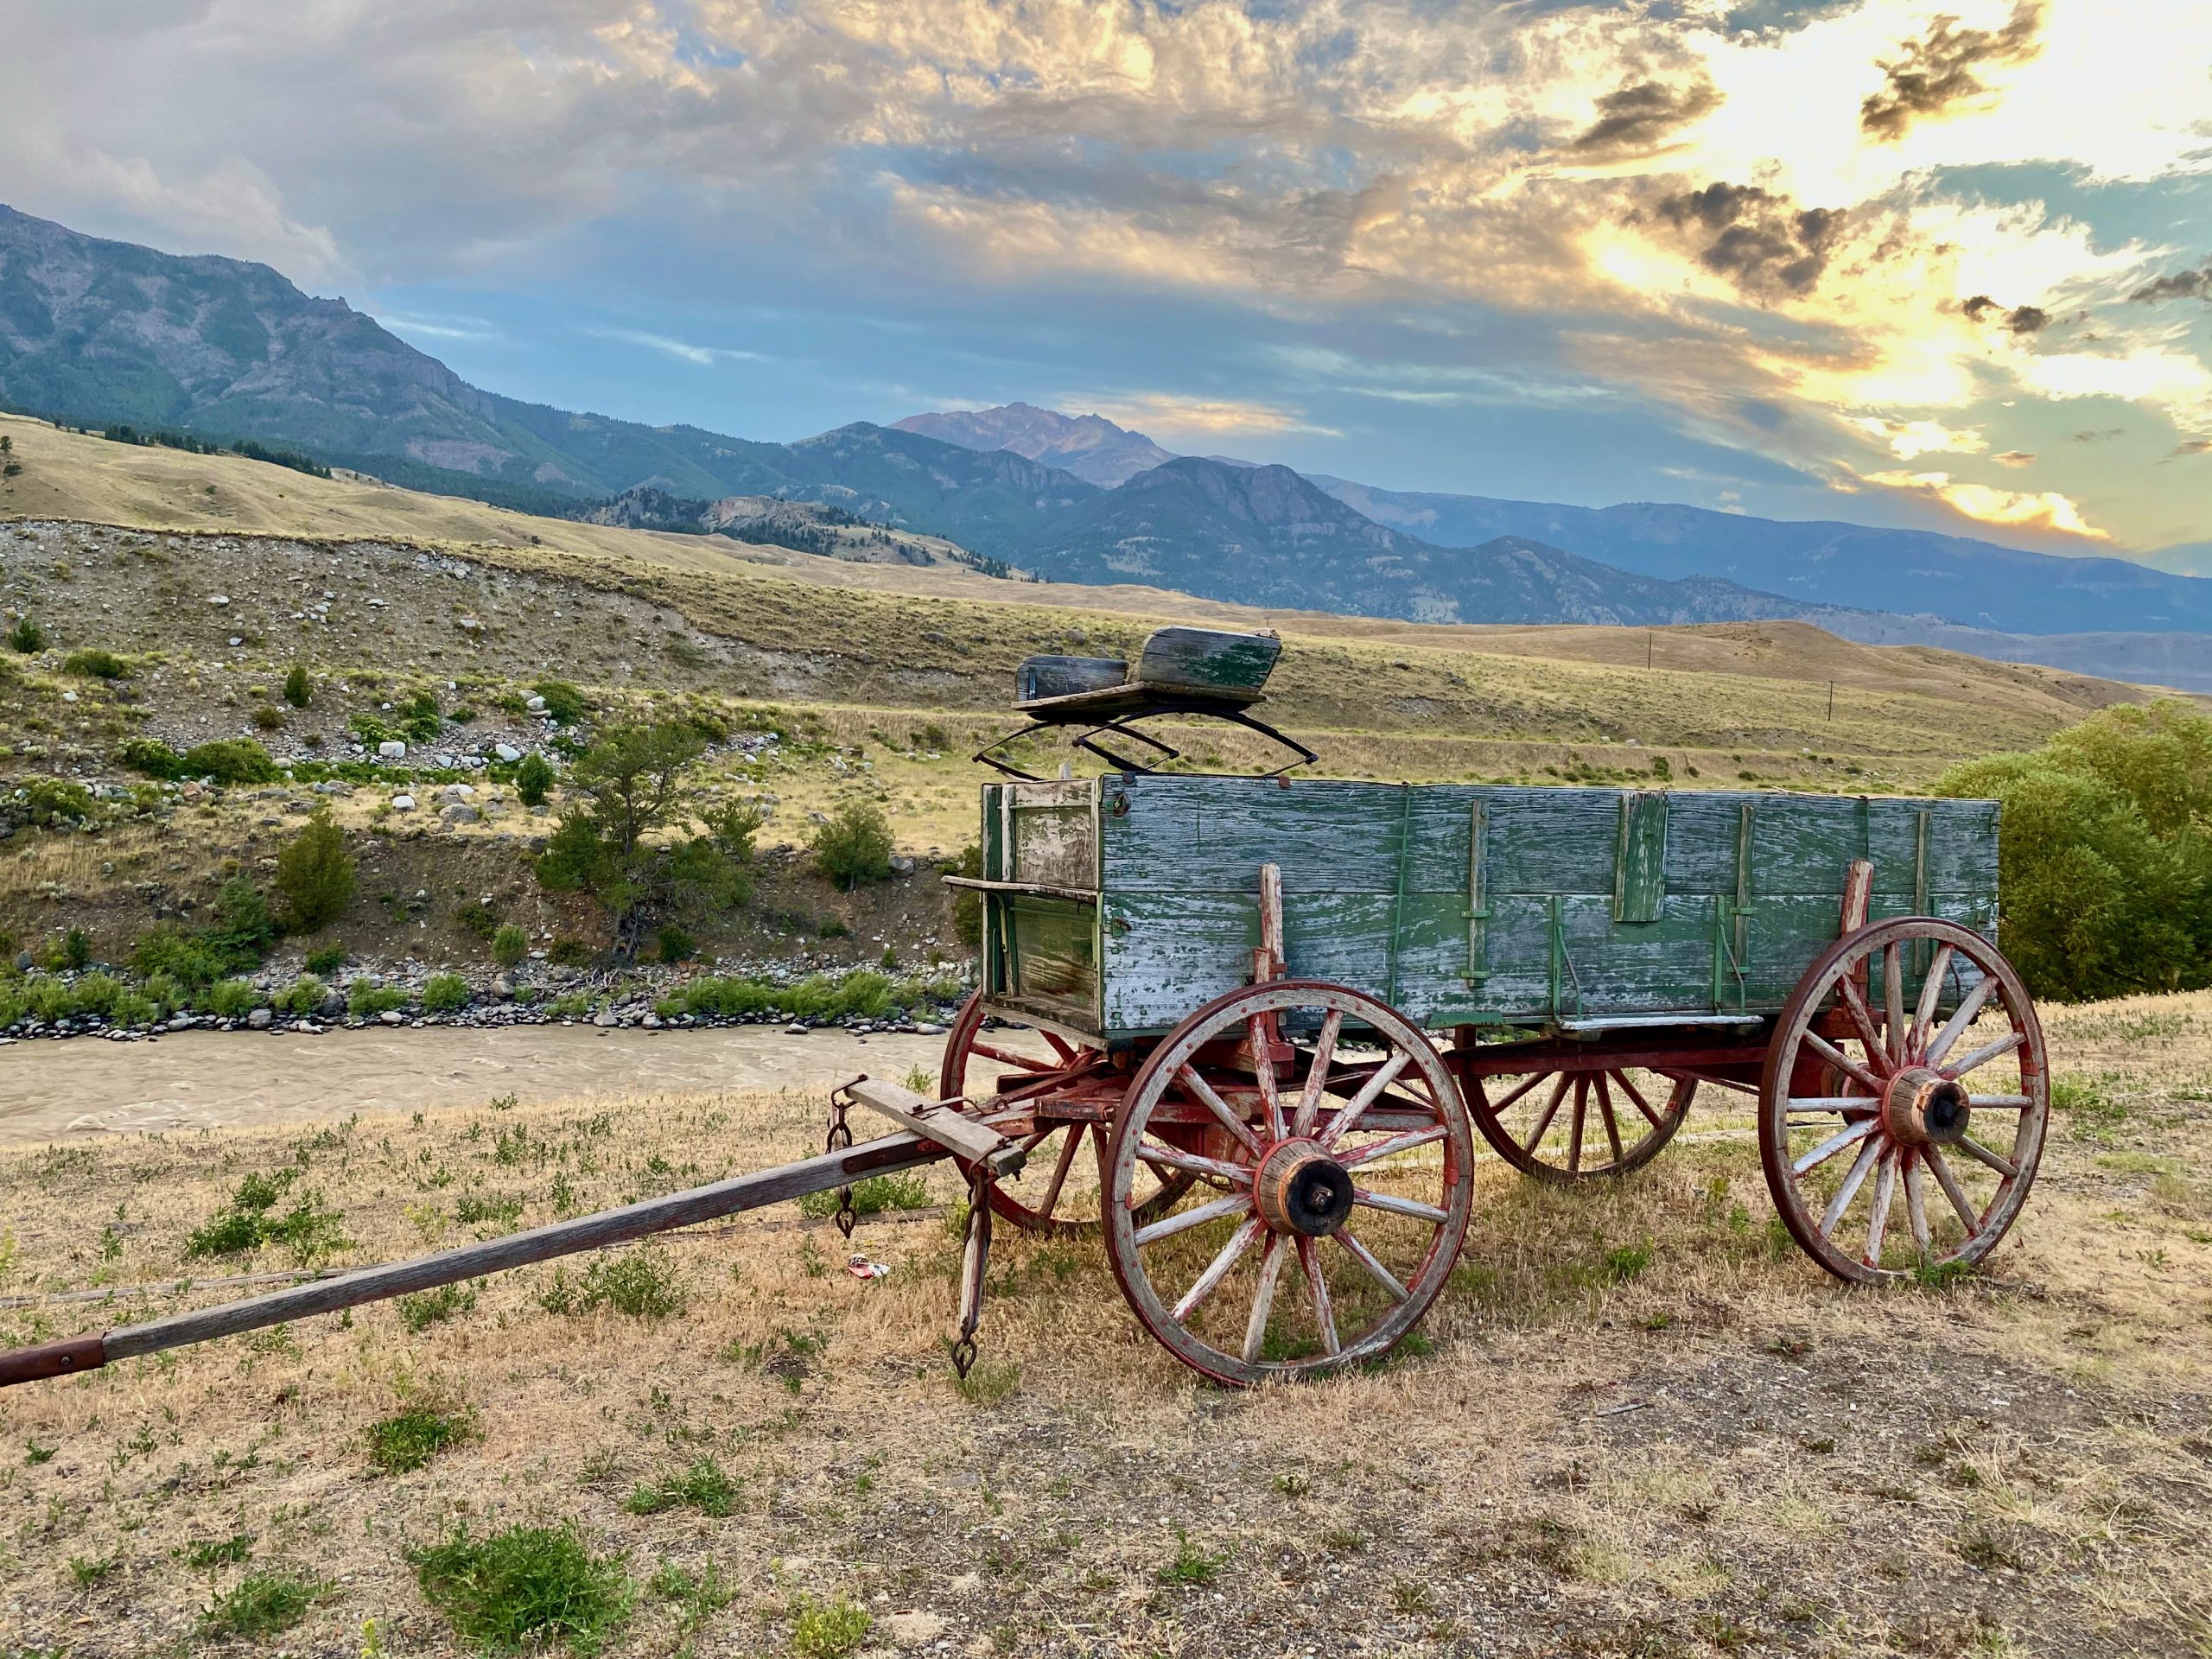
[1853,416,1988,461]
[1864,468,2109,537]
[1073,392,1338,439]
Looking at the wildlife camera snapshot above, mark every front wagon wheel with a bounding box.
[1101,981,1475,1386]
[940,993,1194,1236]
[1760,918,2049,1285]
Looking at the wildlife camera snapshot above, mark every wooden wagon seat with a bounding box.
[1014,626,1283,722]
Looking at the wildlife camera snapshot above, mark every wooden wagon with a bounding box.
[938,630,2049,1383]
[0,630,2049,1394]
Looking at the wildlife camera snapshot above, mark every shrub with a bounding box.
[422,973,470,1014]
[366,1397,478,1474]
[515,751,555,806]
[199,1573,329,1639]
[656,925,696,963]
[539,1251,686,1319]
[7,615,42,653]
[118,737,186,779]
[789,1594,872,1659]
[275,810,354,931]
[548,937,594,969]
[283,663,312,708]
[305,944,348,976]
[1938,701,2212,1000]
[205,978,262,1019]
[811,799,894,889]
[399,690,442,744]
[19,777,93,826]
[491,924,529,969]
[61,926,91,969]
[203,878,276,966]
[62,648,129,679]
[276,975,327,1016]
[950,843,983,944]
[348,980,407,1018]
[411,1524,632,1656]
[532,678,589,725]
[181,738,278,785]
[252,703,285,731]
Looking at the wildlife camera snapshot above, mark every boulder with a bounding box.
[442,784,475,801]
[391,793,416,811]
[378,740,407,760]
[494,742,523,764]
[524,695,546,713]
[378,1008,405,1026]
[439,804,480,825]
[245,1007,272,1030]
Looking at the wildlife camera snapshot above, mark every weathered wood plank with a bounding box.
[844,1079,1030,1174]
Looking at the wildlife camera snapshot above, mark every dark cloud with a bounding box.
[1861,3,2045,140]
[2170,439,2212,458]
[2131,261,2212,304]
[2069,428,2123,442]
[1568,78,1721,156]
[1650,182,1844,295]
[1961,296,2048,332]
[1993,450,2036,466]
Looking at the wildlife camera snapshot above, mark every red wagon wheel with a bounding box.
[1468,1062,1694,1183]
[1760,918,2048,1286]
[940,992,1194,1236]
[1100,980,1476,1386]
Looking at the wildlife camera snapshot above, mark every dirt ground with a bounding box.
[0,1024,970,1145]
[0,995,2208,1657]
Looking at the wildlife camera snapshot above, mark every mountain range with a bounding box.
[3,202,2208,685]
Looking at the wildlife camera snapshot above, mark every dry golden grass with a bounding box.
[2,995,2208,1656]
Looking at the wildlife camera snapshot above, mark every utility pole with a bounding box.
[1827,681,1834,721]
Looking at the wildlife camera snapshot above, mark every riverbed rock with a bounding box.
[245,1007,272,1030]
[378,740,408,760]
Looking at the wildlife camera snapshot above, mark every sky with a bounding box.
[3,0,2209,558]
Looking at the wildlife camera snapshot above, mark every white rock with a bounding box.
[442,784,475,800]
[60,690,76,703]
[378,1008,404,1025]
[378,740,407,759]
[525,695,546,712]
[391,793,416,811]
[209,594,230,607]
[594,1010,619,1028]
[494,743,523,764]
[245,1007,272,1030]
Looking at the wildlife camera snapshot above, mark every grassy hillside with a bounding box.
[0,410,2181,984]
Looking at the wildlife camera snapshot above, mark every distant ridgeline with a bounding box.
[19,413,334,480]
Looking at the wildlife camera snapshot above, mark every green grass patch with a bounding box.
[1156,1529,1226,1588]
[788,1593,872,1659]
[624,1455,741,1518]
[398,1281,479,1332]
[365,1398,479,1474]
[184,1169,348,1262]
[538,1250,687,1319]
[199,1572,329,1639]
[797,1170,931,1219]
[411,1523,632,1655]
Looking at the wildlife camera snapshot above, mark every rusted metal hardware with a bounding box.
[950,1163,996,1381]
[823,1087,857,1239]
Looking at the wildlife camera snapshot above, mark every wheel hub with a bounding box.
[1882,1065,1972,1147]
[1253,1139,1356,1236]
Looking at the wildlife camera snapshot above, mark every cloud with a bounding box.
[2068,427,2123,442]
[1961,295,2050,333]
[2131,261,2212,304]
[377,311,503,343]
[1861,2,2046,140]
[1569,77,1722,157]
[2169,439,2212,458]
[1993,449,2036,466]
[583,327,764,366]
[1863,467,2107,537]
[1068,392,1337,439]
[1648,181,1846,295]
[1853,416,1986,460]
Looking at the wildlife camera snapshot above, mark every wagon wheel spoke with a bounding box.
[1171,1216,1263,1322]
[1291,1010,1344,1138]
[1594,1074,1625,1166]
[1924,976,1995,1067]
[1242,1236,1290,1363]
[1566,1077,1588,1174]
[1792,1116,1877,1175]
[1352,1187,1449,1224]
[1041,1031,1077,1064]
[1804,1031,1886,1093]
[1298,1236,1339,1357]
[1333,1230,1410,1304]
[1882,943,1908,1067]
[1519,1074,1573,1154]
[1135,1139,1252,1186]
[1319,1052,1412,1149]
[1819,1137,1884,1238]
[1485,1071,1550,1114]
[1904,1150,1932,1255]
[1910,944,1955,1059]
[1923,1146,1981,1232]
[1249,1015,1287,1141]
[1032,1121,1088,1220]
[1611,1070,1662,1129]
[1835,976,1887,1065]
[969,1040,1058,1072]
[1337,1124,1448,1168]
[1945,1031,2025,1080]
[1954,1136,2019,1179]
[1865,1149,1897,1267]
[1134,1192,1249,1244]
[1177,1065,1264,1159]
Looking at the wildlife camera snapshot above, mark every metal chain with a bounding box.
[950,1163,995,1380]
[823,1092,856,1240]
